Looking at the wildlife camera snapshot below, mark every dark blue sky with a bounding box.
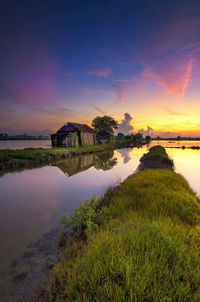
[1,0,200,136]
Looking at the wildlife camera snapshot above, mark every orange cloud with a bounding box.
[161,106,189,116]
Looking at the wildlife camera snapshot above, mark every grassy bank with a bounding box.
[139,145,174,170]
[41,148,200,301]
[0,140,144,171]
[0,144,114,171]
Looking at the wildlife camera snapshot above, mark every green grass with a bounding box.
[0,144,115,165]
[140,145,174,166]
[45,169,200,302]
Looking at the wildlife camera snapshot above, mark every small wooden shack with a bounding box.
[51,122,96,148]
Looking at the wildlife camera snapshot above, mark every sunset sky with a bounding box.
[0,0,200,137]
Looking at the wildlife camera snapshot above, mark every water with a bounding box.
[149,140,200,148]
[0,142,200,300]
[0,140,51,150]
[148,141,200,195]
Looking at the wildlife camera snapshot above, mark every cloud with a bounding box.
[89,103,106,114]
[153,131,181,138]
[138,126,154,137]
[143,59,193,100]
[0,39,58,105]
[43,107,72,116]
[161,106,189,116]
[87,68,111,77]
[115,113,134,135]
[139,5,200,100]
[117,149,131,164]
[114,61,134,65]
[113,84,124,107]
[115,79,132,83]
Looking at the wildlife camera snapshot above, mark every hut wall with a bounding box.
[81,132,95,146]
[70,132,79,147]
[51,134,57,147]
[62,135,72,147]
[61,133,79,148]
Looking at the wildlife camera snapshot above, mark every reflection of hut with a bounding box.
[54,150,117,177]
[55,153,95,176]
[51,122,96,148]
[96,130,114,144]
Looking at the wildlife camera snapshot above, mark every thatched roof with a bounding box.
[57,122,95,134]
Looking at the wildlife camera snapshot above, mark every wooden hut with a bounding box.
[51,122,96,148]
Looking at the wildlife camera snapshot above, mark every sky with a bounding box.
[0,0,200,137]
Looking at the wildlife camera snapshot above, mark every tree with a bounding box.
[145,135,151,142]
[0,133,8,139]
[115,132,125,140]
[135,133,143,141]
[92,115,119,134]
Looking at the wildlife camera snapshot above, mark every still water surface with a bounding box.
[0,142,200,300]
[0,140,51,149]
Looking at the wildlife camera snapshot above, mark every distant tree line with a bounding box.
[152,136,200,141]
[115,132,148,142]
[0,133,50,140]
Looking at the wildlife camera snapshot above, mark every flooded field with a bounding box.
[0,142,200,301]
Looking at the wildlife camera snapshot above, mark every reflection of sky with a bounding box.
[1,1,200,136]
[149,140,200,148]
[116,148,132,164]
[166,148,200,197]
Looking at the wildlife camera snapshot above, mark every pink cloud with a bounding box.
[114,84,124,107]
[137,5,200,101]
[143,59,193,100]
[12,57,57,104]
[89,103,106,114]
[147,100,162,107]
[115,79,132,83]
[87,68,111,77]
[2,52,58,106]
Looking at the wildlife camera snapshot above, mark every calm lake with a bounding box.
[0,141,200,301]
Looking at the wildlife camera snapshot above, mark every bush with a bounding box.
[59,195,101,237]
[140,145,174,167]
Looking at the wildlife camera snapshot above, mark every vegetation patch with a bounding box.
[44,166,200,301]
[59,196,101,238]
[140,145,174,169]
